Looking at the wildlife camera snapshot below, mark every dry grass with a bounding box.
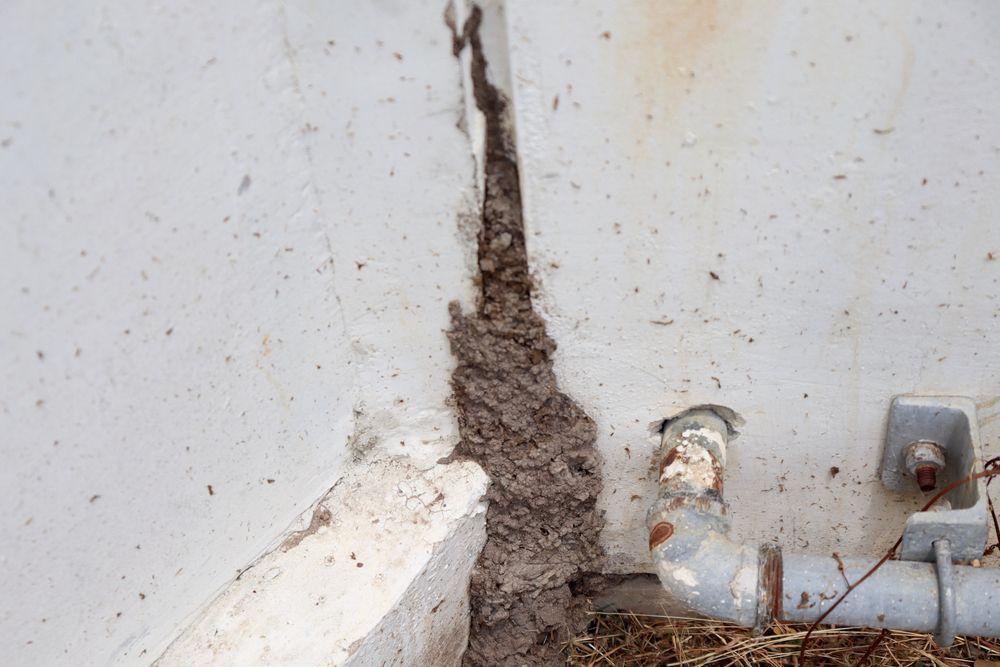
[566,612,1000,667]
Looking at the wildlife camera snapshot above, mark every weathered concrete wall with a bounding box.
[7,0,1000,662]
[504,0,1000,573]
[0,0,480,663]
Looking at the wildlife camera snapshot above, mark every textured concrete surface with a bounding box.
[156,459,488,666]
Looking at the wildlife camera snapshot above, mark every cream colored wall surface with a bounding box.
[504,0,1000,572]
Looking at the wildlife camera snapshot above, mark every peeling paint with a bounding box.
[729,564,756,613]
[681,426,727,464]
[659,444,718,489]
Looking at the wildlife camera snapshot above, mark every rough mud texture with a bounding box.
[448,8,605,666]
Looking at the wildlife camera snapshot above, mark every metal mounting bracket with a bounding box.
[880,395,988,562]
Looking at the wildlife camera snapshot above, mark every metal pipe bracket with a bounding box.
[880,396,989,562]
[933,539,956,647]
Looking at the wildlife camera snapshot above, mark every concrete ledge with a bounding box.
[155,458,488,666]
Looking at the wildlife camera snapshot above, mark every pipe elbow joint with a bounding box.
[648,502,765,627]
[647,408,781,630]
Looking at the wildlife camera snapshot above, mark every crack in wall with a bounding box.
[446,6,605,665]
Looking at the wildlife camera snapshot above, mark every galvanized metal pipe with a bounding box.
[781,551,1000,638]
[647,408,1000,643]
[935,540,957,646]
[647,409,769,628]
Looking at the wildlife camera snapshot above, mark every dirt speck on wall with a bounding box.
[447,7,605,666]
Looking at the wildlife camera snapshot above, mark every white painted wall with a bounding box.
[6,0,1000,662]
[0,1,478,664]
[505,0,1000,572]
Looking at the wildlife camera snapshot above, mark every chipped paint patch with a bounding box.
[729,564,756,613]
[671,567,699,587]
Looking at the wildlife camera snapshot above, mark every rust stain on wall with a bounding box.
[605,0,779,155]
[637,0,724,78]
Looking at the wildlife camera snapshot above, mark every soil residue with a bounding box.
[279,504,332,552]
[447,7,605,666]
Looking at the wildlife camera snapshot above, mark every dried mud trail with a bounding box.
[447,7,606,666]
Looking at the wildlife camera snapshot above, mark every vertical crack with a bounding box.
[447,6,605,665]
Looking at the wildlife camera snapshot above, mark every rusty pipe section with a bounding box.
[647,409,780,629]
[647,407,1000,643]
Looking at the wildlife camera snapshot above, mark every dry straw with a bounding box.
[566,611,1000,666]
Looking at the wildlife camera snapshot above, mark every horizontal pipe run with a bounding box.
[781,552,1000,637]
